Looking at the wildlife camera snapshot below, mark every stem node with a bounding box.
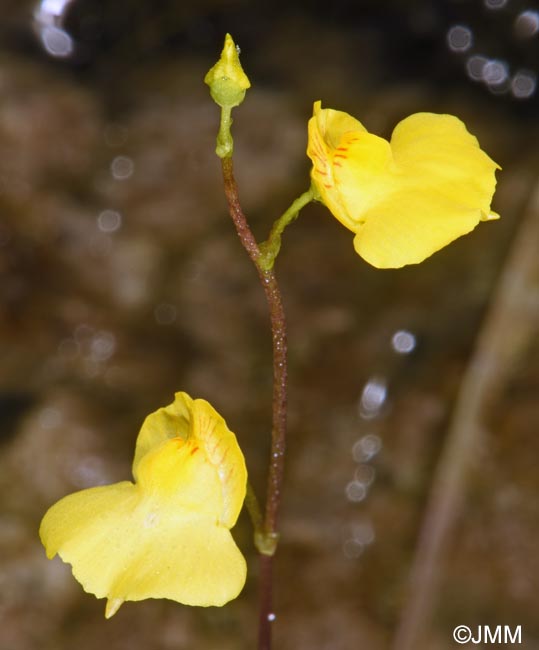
[255,531,280,557]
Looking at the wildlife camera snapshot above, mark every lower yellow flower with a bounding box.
[39,392,247,617]
[307,101,500,268]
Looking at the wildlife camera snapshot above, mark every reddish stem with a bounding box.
[221,156,287,650]
[258,555,274,650]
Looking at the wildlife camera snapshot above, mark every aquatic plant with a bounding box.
[40,33,500,650]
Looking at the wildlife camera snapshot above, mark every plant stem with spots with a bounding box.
[221,155,288,650]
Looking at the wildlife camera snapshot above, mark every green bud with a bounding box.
[204,34,251,108]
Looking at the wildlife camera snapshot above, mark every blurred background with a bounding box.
[1,1,538,648]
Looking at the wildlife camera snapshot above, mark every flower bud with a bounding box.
[205,34,251,108]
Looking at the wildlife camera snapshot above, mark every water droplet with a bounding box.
[484,0,508,9]
[511,70,537,99]
[90,331,116,362]
[482,59,509,86]
[447,25,473,52]
[354,463,376,487]
[352,434,382,462]
[514,10,539,38]
[466,55,489,81]
[359,378,387,419]
[97,209,122,233]
[111,156,134,180]
[37,0,73,17]
[267,612,276,622]
[391,329,416,354]
[34,0,76,58]
[351,520,376,545]
[39,25,73,57]
[345,480,367,503]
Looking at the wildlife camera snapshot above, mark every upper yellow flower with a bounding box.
[39,392,247,618]
[307,101,500,268]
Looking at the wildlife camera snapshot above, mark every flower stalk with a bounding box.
[220,154,286,650]
[208,33,315,648]
[258,187,315,271]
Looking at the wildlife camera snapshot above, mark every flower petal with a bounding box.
[133,396,247,526]
[352,190,485,268]
[190,399,247,527]
[132,392,193,472]
[135,437,224,518]
[39,481,246,614]
[312,100,366,149]
[104,515,246,610]
[40,482,136,562]
[390,113,500,219]
[331,130,394,231]
[307,101,367,229]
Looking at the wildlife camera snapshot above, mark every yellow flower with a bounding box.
[39,393,247,618]
[307,101,500,268]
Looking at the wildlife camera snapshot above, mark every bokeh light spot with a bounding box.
[97,210,122,233]
[514,10,539,38]
[482,59,510,86]
[111,156,134,180]
[40,26,73,57]
[391,329,416,354]
[352,434,382,462]
[447,25,473,52]
[354,463,376,487]
[345,480,367,503]
[466,55,489,81]
[511,70,537,98]
[90,331,116,362]
[484,0,508,9]
[359,378,387,418]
